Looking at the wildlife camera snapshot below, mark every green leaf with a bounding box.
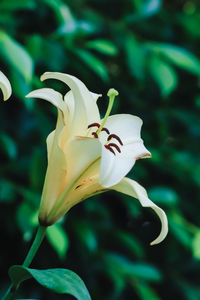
[0,133,17,159]
[141,0,162,17]
[148,186,179,206]
[149,56,178,97]
[133,280,160,300]
[73,219,97,252]
[148,42,200,75]
[0,179,15,203]
[192,231,200,260]
[44,0,75,25]
[9,266,91,300]
[132,0,162,17]
[75,49,109,81]
[115,230,145,258]
[0,31,33,82]
[47,224,69,259]
[16,202,38,241]
[0,0,36,10]
[104,253,162,282]
[169,215,192,248]
[125,34,145,80]
[10,70,32,108]
[86,39,118,56]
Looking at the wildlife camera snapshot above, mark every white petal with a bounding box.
[64,90,101,124]
[0,71,12,101]
[26,88,66,112]
[104,114,143,143]
[90,92,102,102]
[39,110,67,221]
[112,178,168,245]
[121,141,151,160]
[45,137,102,224]
[41,72,100,136]
[98,113,151,187]
[65,136,101,186]
[46,130,55,162]
[99,145,136,188]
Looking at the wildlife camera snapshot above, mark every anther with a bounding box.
[92,132,98,138]
[88,123,100,129]
[107,143,121,153]
[101,127,110,134]
[107,134,123,145]
[105,145,116,155]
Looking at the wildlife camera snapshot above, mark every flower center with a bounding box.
[87,89,123,155]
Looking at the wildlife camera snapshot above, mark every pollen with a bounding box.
[107,134,123,145]
[88,123,100,129]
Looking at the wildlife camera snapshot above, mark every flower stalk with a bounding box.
[3,226,47,300]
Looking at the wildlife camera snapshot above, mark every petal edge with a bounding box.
[111,177,168,245]
[0,71,12,101]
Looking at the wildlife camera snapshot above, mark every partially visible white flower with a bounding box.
[27,72,168,245]
[0,71,12,101]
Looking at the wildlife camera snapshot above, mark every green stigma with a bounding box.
[96,88,119,135]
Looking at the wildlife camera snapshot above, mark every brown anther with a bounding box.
[101,127,110,134]
[88,123,100,129]
[108,143,121,153]
[107,134,123,145]
[105,145,116,155]
[92,132,98,138]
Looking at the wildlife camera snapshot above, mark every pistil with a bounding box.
[96,88,118,135]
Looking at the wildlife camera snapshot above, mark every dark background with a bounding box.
[1,0,200,299]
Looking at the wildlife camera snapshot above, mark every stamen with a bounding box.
[105,145,116,155]
[92,132,98,138]
[88,123,100,129]
[107,134,123,145]
[107,143,121,153]
[96,88,119,135]
[101,127,110,134]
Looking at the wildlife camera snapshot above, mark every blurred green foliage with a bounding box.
[1,0,200,299]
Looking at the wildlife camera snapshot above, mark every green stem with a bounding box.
[3,226,47,300]
[23,226,46,267]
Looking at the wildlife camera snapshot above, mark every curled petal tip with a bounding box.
[0,71,12,101]
[111,178,168,246]
[40,72,49,82]
[136,152,152,160]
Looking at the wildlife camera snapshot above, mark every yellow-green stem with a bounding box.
[96,88,118,135]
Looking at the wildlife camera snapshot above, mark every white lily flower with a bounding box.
[0,71,12,101]
[26,72,168,245]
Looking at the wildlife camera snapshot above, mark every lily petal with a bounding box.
[99,145,136,187]
[45,137,102,224]
[39,110,67,224]
[99,114,151,187]
[41,72,100,136]
[64,90,101,127]
[46,130,55,162]
[26,88,66,113]
[62,136,101,188]
[112,178,168,245]
[54,175,168,245]
[0,71,12,101]
[104,114,144,143]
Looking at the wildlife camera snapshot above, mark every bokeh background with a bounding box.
[1,0,200,299]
